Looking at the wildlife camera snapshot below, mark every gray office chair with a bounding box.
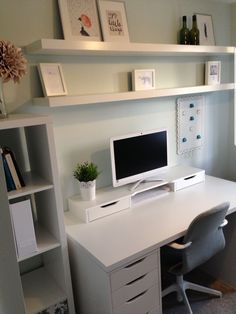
[162,202,230,314]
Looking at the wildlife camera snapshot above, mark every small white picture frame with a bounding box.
[58,0,102,41]
[98,0,130,42]
[196,14,215,46]
[205,61,221,85]
[132,69,156,91]
[38,63,68,97]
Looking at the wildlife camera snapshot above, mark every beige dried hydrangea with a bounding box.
[0,40,27,83]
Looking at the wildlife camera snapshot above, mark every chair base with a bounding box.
[162,275,222,314]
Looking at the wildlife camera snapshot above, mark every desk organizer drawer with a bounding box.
[110,252,158,291]
[68,195,130,223]
[112,268,158,308]
[88,197,130,222]
[169,169,205,191]
[113,285,159,314]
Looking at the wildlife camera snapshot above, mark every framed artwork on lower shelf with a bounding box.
[205,61,221,85]
[38,63,68,97]
[132,69,156,91]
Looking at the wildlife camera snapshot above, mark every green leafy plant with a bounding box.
[73,161,100,182]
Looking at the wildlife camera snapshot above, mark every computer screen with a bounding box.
[110,129,168,187]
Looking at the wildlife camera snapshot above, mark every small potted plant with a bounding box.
[73,161,100,201]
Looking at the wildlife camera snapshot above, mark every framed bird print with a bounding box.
[58,0,102,41]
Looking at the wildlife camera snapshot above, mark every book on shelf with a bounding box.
[0,148,16,191]
[0,146,25,191]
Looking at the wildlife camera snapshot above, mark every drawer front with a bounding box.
[172,171,205,191]
[112,268,158,308]
[110,252,158,291]
[88,196,130,221]
[113,285,159,314]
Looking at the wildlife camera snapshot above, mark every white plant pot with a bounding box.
[79,180,96,201]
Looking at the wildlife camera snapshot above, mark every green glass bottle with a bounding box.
[179,16,190,45]
[190,15,199,45]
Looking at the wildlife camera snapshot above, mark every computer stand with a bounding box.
[129,178,165,192]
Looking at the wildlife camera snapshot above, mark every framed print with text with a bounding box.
[98,0,130,42]
[58,0,102,41]
[38,63,68,97]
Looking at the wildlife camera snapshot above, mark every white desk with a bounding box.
[65,176,236,314]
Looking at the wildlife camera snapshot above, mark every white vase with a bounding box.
[79,180,96,201]
[0,79,7,119]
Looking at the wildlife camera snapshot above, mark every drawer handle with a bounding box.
[126,289,148,303]
[125,257,145,268]
[184,175,196,180]
[126,274,146,286]
[100,201,118,208]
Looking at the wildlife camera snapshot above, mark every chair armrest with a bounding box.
[220,219,228,228]
[168,241,192,250]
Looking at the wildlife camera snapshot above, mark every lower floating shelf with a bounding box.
[33,83,234,108]
[22,267,67,314]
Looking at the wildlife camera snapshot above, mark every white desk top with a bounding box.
[65,176,236,272]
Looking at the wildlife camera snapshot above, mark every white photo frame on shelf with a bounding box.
[38,63,68,97]
[196,14,215,46]
[98,0,130,42]
[132,69,156,91]
[205,61,221,85]
[58,0,102,41]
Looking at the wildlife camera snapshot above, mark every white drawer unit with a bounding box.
[113,285,159,314]
[67,237,162,314]
[112,268,158,308]
[110,252,158,291]
[111,251,161,314]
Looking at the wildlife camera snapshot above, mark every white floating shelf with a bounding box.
[22,267,66,314]
[25,39,235,56]
[18,224,60,262]
[33,84,234,108]
[8,172,53,200]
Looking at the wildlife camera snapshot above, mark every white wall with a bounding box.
[0,0,234,208]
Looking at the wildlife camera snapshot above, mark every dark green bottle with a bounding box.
[179,16,190,45]
[190,15,199,45]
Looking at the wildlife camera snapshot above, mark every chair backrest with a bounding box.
[181,202,230,275]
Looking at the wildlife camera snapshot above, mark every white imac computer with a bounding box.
[110,128,168,189]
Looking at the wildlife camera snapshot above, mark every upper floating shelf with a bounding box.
[25,39,235,57]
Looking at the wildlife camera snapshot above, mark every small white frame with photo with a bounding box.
[58,0,102,41]
[205,61,221,85]
[98,0,130,42]
[132,69,156,91]
[38,63,68,97]
[196,14,215,46]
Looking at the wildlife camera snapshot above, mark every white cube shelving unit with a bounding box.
[0,114,75,314]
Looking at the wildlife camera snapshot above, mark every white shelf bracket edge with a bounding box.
[234,48,236,145]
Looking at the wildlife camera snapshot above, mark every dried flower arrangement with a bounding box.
[0,40,27,118]
[0,40,27,83]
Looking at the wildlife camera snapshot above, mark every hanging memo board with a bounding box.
[176,96,205,155]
